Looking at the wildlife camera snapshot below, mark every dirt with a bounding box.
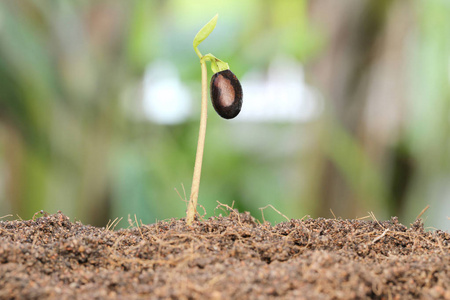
[0,210,449,300]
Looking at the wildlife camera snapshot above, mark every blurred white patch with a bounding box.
[237,55,323,123]
[141,56,322,124]
[142,60,192,125]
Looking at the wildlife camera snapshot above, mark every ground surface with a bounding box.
[0,210,449,300]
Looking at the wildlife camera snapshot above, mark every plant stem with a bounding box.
[186,58,208,225]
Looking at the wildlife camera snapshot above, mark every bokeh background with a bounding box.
[1,0,449,230]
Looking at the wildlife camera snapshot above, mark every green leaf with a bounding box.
[201,53,230,74]
[215,60,229,72]
[193,14,218,49]
[210,60,220,73]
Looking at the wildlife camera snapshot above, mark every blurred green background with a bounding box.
[0,0,449,230]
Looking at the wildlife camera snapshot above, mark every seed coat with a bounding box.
[210,70,243,119]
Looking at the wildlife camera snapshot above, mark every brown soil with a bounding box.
[0,210,449,300]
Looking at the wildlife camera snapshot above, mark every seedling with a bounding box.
[186,14,243,225]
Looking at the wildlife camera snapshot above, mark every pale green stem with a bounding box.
[194,47,202,60]
[186,57,208,225]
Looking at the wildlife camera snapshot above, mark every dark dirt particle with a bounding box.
[0,211,449,299]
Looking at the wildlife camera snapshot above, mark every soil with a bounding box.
[0,210,449,300]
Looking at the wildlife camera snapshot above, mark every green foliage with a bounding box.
[193,15,230,74]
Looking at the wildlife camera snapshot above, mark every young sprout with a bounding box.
[186,14,243,225]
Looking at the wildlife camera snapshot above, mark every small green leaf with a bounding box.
[215,60,229,72]
[193,14,218,49]
[201,53,230,74]
[210,60,220,73]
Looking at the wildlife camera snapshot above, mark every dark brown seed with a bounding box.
[210,69,243,119]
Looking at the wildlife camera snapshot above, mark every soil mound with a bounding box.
[0,211,449,299]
